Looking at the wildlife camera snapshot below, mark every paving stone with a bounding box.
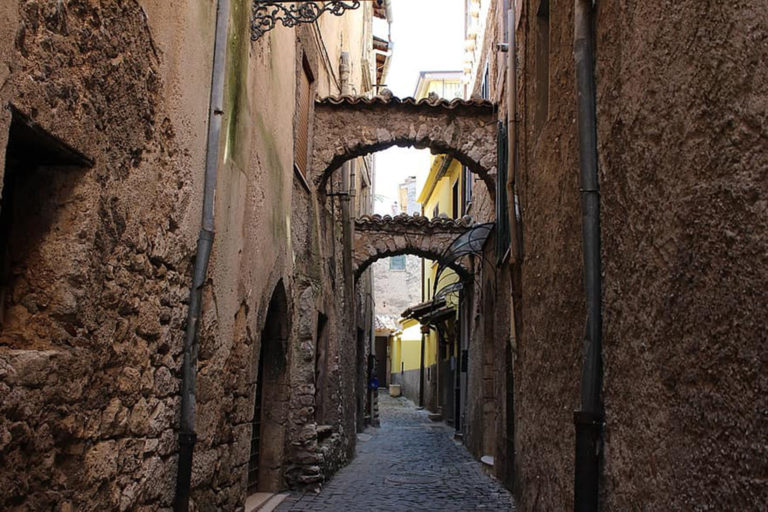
[277,392,515,511]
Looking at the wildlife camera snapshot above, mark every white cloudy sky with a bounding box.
[372,0,465,215]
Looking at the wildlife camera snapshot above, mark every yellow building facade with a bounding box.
[384,71,468,415]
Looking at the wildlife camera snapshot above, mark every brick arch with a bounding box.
[311,96,498,198]
[353,214,473,281]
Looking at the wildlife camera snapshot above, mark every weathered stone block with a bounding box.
[85,440,118,483]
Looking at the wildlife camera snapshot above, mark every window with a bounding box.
[535,0,550,134]
[0,106,91,340]
[295,57,314,178]
[480,61,490,100]
[462,165,473,214]
[389,255,406,271]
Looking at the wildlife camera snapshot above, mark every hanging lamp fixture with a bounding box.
[251,1,382,41]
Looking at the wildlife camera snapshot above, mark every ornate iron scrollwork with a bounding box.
[251,1,362,41]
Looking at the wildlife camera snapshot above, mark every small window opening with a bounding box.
[389,255,406,271]
[315,312,329,423]
[534,0,550,134]
[0,106,92,345]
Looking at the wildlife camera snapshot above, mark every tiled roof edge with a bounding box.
[316,94,495,110]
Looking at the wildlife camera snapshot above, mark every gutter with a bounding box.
[175,0,230,510]
[573,0,603,510]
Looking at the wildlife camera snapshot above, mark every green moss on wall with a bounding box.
[253,111,289,243]
[224,0,250,171]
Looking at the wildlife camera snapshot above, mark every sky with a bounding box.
[372,0,465,215]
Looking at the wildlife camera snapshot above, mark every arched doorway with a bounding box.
[248,281,289,493]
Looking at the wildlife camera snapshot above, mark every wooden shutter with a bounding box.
[295,63,312,175]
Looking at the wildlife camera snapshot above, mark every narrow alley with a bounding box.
[277,391,515,512]
[0,1,765,511]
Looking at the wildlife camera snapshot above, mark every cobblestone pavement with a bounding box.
[277,391,515,511]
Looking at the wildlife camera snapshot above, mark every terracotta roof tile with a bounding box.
[355,213,474,231]
[316,94,495,110]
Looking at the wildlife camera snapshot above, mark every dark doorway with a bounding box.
[356,327,367,432]
[248,281,289,493]
[374,335,388,387]
[314,312,329,423]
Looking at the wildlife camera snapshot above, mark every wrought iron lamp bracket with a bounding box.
[251,1,370,41]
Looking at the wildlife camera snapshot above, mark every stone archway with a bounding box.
[311,96,497,198]
[248,280,290,493]
[353,213,474,280]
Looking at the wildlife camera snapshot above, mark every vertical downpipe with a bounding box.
[506,8,519,264]
[339,52,354,305]
[505,6,521,489]
[573,0,603,511]
[506,7,523,264]
[175,0,230,510]
[339,52,361,426]
[419,326,426,408]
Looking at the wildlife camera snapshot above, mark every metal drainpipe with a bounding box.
[339,51,355,329]
[175,0,230,510]
[506,7,520,264]
[573,0,603,510]
[339,51,353,294]
[418,326,426,408]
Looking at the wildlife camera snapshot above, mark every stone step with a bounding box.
[244,492,289,512]
[480,455,495,477]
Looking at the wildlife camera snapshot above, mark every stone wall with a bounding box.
[0,1,375,509]
[372,255,421,317]
[510,1,584,508]
[472,0,768,509]
[459,0,515,489]
[596,1,768,508]
[0,1,204,509]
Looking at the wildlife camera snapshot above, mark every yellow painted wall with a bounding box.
[417,156,463,363]
[420,157,463,305]
[388,319,435,374]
